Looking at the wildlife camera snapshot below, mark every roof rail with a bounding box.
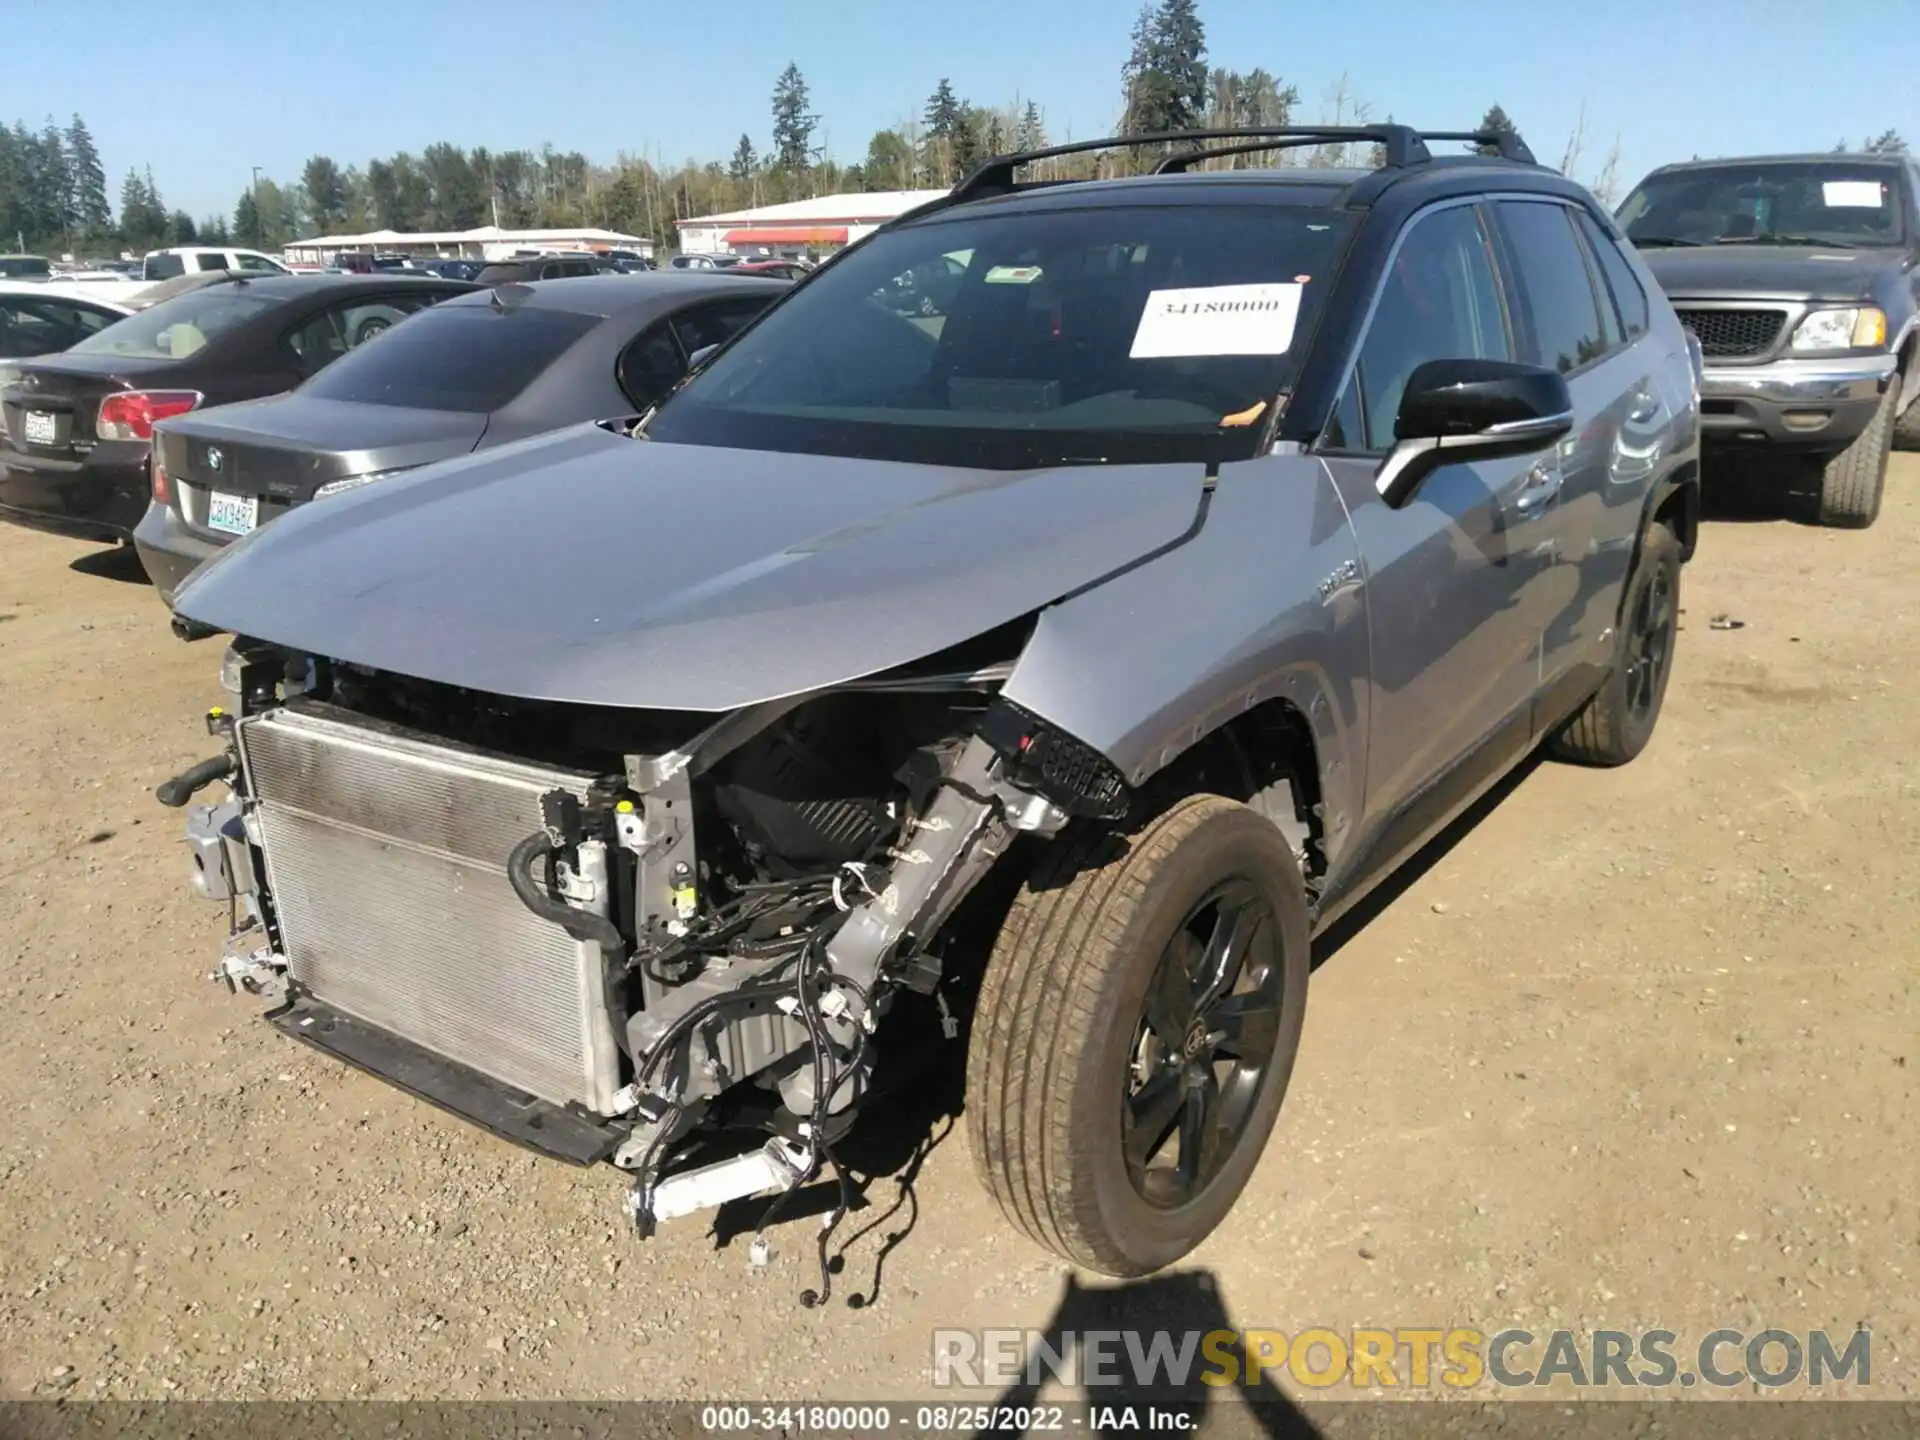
[1419,129,1538,164]
[952,124,1538,200]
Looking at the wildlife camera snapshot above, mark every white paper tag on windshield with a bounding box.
[1130,283,1303,359]
[1822,180,1884,208]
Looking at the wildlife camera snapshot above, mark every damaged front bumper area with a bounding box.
[162,642,1122,1257]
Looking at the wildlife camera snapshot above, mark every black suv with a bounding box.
[474,253,610,284]
[1618,152,1920,527]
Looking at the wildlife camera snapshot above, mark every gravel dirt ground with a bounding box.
[1,457,1915,1411]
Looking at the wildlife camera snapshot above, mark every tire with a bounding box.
[1893,381,1920,452]
[967,794,1311,1276]
[1815,381,1894,527]
[353,317,391,346]
[1549,520,1681,767]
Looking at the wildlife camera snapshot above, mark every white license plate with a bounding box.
[206,492,259,536]
[22,411,57,445]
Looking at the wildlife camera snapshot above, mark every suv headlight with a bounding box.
[314,466,415,499]
[1789,306,1887,352]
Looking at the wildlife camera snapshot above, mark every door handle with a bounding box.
[1514,462,1561,513]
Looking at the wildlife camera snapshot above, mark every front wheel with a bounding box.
[353,316,391,346]
[1816,382,1894,527]
[967,794,1311,1276]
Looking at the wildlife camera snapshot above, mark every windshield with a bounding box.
[647,203,1353,468]
[297,304,600,412]
[69,287,275,359]
[1618,163,1906,248]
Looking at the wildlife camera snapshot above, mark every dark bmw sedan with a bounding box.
[0,274,472,548]
[137,272,786,602]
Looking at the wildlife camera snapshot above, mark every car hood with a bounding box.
[171,423,1208,711]
[1636,244,1898,302]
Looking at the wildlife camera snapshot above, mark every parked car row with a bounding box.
[4,124,1917,1284]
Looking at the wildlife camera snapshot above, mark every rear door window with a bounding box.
[283,292,444,370]
[1495,201,1610,374]
[0,297,119,357]
[143,252,186,281]
[295,303,600,411]
[194,253,234,273]
[235,252,282,273]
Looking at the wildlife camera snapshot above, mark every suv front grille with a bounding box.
[1675,308,1788,359]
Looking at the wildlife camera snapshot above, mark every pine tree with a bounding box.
[728,134,757,183]
[170,210,197,244]
[233,188,263,249]
[1476,104,1518,156]
[37,119,73,247]
[924,80,963,140]
[770,63,817,172]
[63,115,110,241]
[1015,101,1046,152]
[1864,128,1907,155]
[1120,0,1208,139]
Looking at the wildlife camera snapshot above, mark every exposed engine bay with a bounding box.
[165,630,1132,1301]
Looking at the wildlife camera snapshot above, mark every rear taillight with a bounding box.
[151,459,171,505]
[96,390,202,442]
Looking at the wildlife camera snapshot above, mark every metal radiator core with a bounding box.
[238,705,624,1115]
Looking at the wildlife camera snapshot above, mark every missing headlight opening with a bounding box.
[166,634,1082,1302]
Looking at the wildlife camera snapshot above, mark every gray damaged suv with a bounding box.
[157,124,1701,1280]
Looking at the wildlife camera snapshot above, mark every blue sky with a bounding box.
[9,0,1913,225]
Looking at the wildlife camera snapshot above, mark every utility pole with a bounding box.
[250,165,264,247]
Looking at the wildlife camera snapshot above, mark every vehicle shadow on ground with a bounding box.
[1699,453,1823,526]
[68,543,151,584]
[958,1270,1321,1437]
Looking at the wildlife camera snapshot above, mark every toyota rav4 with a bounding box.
[156,124,1701,1282]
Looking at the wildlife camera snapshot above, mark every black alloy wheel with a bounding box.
[1124,880,1286,1209]
[1624,557,1675,724]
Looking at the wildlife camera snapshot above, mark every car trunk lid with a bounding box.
[154,396,488,541]
[0,354,176,460]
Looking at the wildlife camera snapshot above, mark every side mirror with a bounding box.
[1375,359,1574,508]
[687,343,719,369]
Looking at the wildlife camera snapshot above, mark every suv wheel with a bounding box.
[1816,382,1894,527]
[967,794,1310,1276]
[1892,381,1920,452]
[1549,520,1680,767]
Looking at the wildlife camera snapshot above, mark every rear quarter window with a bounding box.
[69,288,275,360]
[1573,210,1650,339]
[143,252,186,281]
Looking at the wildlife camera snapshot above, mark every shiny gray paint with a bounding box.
[172,425,1205,712]
[175,178,1702,940]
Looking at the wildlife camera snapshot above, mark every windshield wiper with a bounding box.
[1629,236,1705,248]
[1714,233,1859,249]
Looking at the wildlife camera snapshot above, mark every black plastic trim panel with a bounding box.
[266,997,626,1166]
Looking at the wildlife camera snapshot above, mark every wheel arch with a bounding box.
[1136,697,1332,897]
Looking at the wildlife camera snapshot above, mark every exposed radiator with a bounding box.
[237,704,624,1115]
